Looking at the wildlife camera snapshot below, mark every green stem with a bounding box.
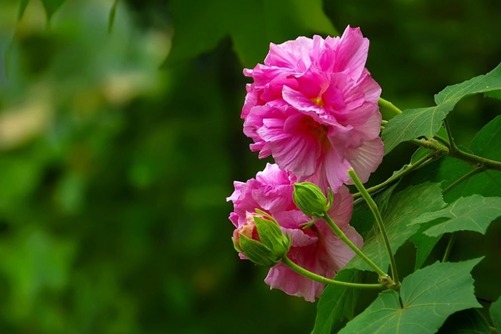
[443,165,486,194]
[440,165,485,262]
[354,151,439,199]
[450,150,501,171]
[282,256,384,289]
[322,214,391,283]
[442,234,456,262]
[381,99,501,171]
[443,119,460,153]
[441,120,501,171]
[410,138,449,153]
[433,134,450,147]
[379,98,403,115]
[411,135,501,170]
[348,169,400,285]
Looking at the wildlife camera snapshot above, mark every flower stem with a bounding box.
[379,98,403,116]
[450,150,501,171]
[410,133,501,170]
[443,119,460,153]
[381,98,501,171]
[443,119,501,171]
[410,138,450,153]
[348,169,400,285]
[443,165,486,194]
[282,256,384,289]
[440,165,485,262]
[442,234,456,262]
[354,151,440,199]
[322,213,393,286]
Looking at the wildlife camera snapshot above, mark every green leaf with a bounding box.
[312,270,357,334]
[382,63,501,153]
[41,0,66,21]
[490,296,501,332]
[485,90,501,101]
[347,182,446,272]
[406,116,501,203]
[410,232,439,270]
[402,117,501,268]
[339,259,483,334]
[165,0,337,67]
[351,182,400,239]
[411,195,501,237]
[0,227,75,318]
[438,309,491,334]
[18,0,30,20]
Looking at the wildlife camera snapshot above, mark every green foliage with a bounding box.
[108,0,120,33]
[18,0,66,21]
[383,63,501,153]
[410,115,501,202]
[411,195,501,236]
[311,270,358,334]
[17,0,30,19]
[339,259,482,334]
[347,182,445,272]
[40,0,66,20]
[490,296,501,333]
[438,309,491,334]
[165,0,337,67]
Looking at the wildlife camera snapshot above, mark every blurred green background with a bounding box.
[0,0,500,333]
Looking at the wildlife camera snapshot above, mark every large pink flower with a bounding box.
[227,163,362,302]
[242,26,384,192]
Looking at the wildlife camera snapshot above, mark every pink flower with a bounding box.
[242,26,384,192]
[227,163,362,302]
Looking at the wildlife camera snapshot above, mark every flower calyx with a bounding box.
[232,210,290,267]
[293,182,333,218]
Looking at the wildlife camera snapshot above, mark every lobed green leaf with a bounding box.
[402,113,501,269]
[347,182,445,272]
[312,270,358,334]
[410,233,439,270]
[404,116,501,202]
[410,195,501,237]
[382,63,501,153]
[339,259,483,334]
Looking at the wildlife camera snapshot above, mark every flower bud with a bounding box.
[232,211,290,267]
[293,182,332,217]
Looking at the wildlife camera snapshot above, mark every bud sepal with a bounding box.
[293,182,333,217]
[232,210,290,267]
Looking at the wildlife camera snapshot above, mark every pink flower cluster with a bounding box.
[242,26,383,192]
[228,26,383,301]
[228,164,362,302]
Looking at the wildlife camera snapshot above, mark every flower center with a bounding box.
[311,96,324,107]
[299,116,328,138]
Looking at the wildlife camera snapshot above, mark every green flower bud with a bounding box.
[232,211,290,267]
[293,182,332,217]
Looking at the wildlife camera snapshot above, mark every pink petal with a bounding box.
[321,224,363,270]
[265,262,321,302]
[327,185,354,227]
[347,138,385,184]
[265,37,313,71]
[323,148,352,192]
[333,26,369,79]
[283,227,318,247]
